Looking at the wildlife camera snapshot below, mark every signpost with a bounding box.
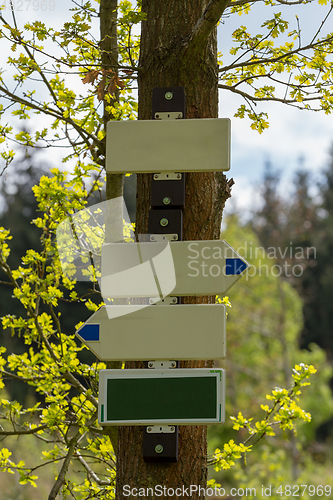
[106,118,231,174]
[76,303,226,361]
[98,368,225,425]
[101,240,249,298]
[70,86,248,463]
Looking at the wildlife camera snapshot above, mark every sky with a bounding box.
[1,0,332,215]
[216,0,333,213]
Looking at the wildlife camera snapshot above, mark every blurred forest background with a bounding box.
[0,139,333,498]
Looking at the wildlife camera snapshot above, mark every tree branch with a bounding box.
[0,84,99,151]
[0,425,47,436]
[226,0,311,8]
[188,0,230,53]
[0,257,98,410]
[75,450,112,486]
[310,3,333,45]
[218,83,321,106]
[48,430,81,500]
[0,13,137,73]
[226,0,260,7]
[275,0,313,4]
[219,34,333,73]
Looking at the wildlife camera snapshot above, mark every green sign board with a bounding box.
[99,368,225,425]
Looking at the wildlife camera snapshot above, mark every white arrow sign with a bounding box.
[101,240,249,299]
[106,118,230,173]
[76,304,226,361]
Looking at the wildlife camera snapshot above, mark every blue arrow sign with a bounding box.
[78,324,100,341]
[101,240,250,298]
[75,305,226,361]
[225,258,248,275]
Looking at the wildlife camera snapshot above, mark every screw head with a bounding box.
[155,444,164,454]
[171,361,176,368]
[172,234,178,240]
[147,427,153,432]
[163,197,171,205]
[154,174,159,180]
[177,173,181,179]
[165,91,173,100]
[172,298,177,304]
[148,362,153,368]
[170,426,175,432]
[150,235,155,241]
[160,218,169,227]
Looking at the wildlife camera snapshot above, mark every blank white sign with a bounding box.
[106,118,231,173]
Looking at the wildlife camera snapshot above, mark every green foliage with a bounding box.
[252,162,333,382]
[220,445,333,500]
[208,215,333,491]
[212,440,252,471]
[0,0,332,496]
[211,364,316,472]
[219,1,333,131]
[0,165,112,494]
[0,0,138,173]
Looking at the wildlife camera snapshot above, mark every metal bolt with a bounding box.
[148,362,153,368]
[177,113,182,119]
[165,91,173,100]
[163,197,171,205]
[150,235,155,241]
[170,426,175,432]
[172,297,177,304]
[171,362,176,368]
[172,234,178,240]
[177,173,181,179]
[155,444,164,454]
[147,427,153,432]
[154,174,159,180]
[160,218,169,227]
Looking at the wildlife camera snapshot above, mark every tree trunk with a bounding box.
[100,0,124,203]
[116,1,232,497]
[100,0,122,454]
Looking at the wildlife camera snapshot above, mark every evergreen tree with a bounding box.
[0,144,47,401]
[254,163,284,252]
[299,147,333,358]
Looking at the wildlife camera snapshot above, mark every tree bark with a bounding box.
[100,0,124,203]
[116,1,232,498]
[100,0,122,455]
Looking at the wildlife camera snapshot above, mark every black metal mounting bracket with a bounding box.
[143,86,186,464]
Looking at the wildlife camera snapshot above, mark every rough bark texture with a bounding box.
[100,0,124,202]
[116,1,233,498]
[100,0,122,454]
